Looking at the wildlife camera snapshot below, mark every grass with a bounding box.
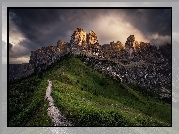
[9,74,52,126]
[8,54,171,126]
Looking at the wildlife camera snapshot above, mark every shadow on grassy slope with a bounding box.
[8,54,171,126]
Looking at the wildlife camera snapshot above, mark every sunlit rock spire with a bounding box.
[70,28,98,54]
[125,35,135,57]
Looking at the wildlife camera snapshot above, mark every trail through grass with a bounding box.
[9,54,171,126]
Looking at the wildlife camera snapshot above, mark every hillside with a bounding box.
[9,29,171,104]
[8,54,171,126]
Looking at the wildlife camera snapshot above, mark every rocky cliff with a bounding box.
[9,28,171,99]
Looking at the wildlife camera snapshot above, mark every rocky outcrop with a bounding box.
[9,41,70,81]
[79,54,171,101]
[101,41,125,60]
[125,35,135,56]
[9,63,34,81]
[158,43,172,64]
[70,28,99,54]
[87,30,98,45]
[9,28,171,101]
[29,40,70,73]
[70,28,87,53]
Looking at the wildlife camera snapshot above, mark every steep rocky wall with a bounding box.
[9,28,171,97]
[29,40,70,73]
[9,40,70,81]
[70,28,99,54]
[9,63,34,81]
[78,55,171,99]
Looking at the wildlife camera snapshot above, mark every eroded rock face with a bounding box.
[125,35,135,56]
[71,28,87,46]
[9,63,34,81]
[70,28,87,54]
[9,41,70,81]
[101,41,125,60]
[87,30,98,45]
[70,28,99,54]
[126,35,135,46]
[29,41,70,73]
[9,28,171,99]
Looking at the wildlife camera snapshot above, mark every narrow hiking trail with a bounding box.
[45,80,73,126]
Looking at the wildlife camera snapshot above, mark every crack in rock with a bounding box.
[45,80,73,126]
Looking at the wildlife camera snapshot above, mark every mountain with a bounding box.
[9,28,171,100]
[8,28,171,126]
[9,54,171,126]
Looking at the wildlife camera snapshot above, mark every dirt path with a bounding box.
[45,80,73,126]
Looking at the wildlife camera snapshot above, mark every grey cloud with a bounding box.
[150,36,171,47]
[9,9,101,46]
[10,8,171,42]
[9,40,32,58]
[113,9,171,44]
[142,9,170,35]
[9,8,171,63]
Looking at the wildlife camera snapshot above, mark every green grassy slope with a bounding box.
[8,54,171,126]
[9,75,52,126]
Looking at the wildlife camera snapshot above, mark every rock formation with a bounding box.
[125,35,135,56]
[70,28,99,54]
[87,30,98,45]
[9,28,171,100]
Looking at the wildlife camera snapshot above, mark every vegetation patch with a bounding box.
[8,54,171,126]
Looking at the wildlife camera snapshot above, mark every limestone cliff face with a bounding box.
[70,28,99,54]
[125,35,135,48]
[71,28,87,46]
[9,63,34,81]
[9,28,171,96]
[88,30,98,45]
[9,41,70,81]
[125,35,134,57]
[101,41,125,60]
[29,40,70,73]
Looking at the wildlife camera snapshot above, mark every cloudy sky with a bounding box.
[2,2,179,134]
[7,7,171,64]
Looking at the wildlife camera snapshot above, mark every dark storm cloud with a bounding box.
[9,9,112,58]
[9,40,34,58]
[9,8,171,63]
[10,8,171,43]
[9,9,68,46]
[121,9,171,36]
[119,9,171,45]
[9,9,104,40]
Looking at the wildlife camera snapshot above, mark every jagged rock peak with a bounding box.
[108,41,125,51]
[127,35,135,42]
[70,28,98,46]
[76,28,84,32]
[89,30,97,36]
[125,35,135,56]
[57,40,67,45]
[70,28,87,46]
[57,40,68,47]
[125,35,135,48]
[88,30,98,45]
